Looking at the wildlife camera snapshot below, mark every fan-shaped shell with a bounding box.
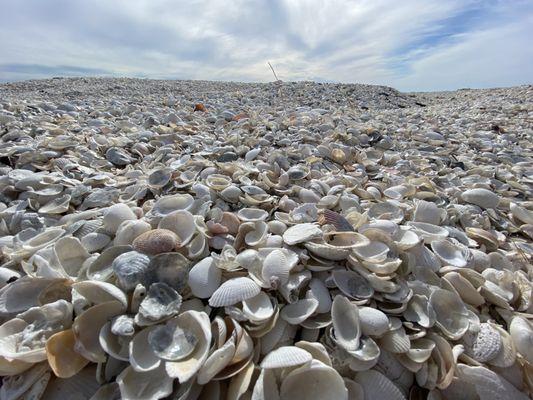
[112,251,151,291]
[208,277,261,307]
[283,223,323,245]
[262,249,292,288]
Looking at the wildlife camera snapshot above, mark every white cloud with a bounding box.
[0,0,531,90]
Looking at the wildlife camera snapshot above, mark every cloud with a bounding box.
[0,0,531,90]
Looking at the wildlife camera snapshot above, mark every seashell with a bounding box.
[103,203,137,234]
[282,223,323,245]
[46,329,90,378]
[407,222,449,243]
[280,297,318,325]
[114,219,152,246]
[165,311,211,382]
[112,251,151,291]
[358,306,389,337]
[331,295,360,351]
[39,193,71,214]
[251,368,280,400]
[129,326,161,372]
[462,322,502,363]
[197,336,236,384]
[307,278,332,314]
[429,289,469,340]
[132,229,180,255]
[117,364,174,400]
[461,188,500,209]
[354,369,406,400]
[242,292,275,322]
[413,199,445,225]
[332,269,374,299]
[442,272,484,306]
[260,345,312,369]
[158,210,195,246]
[430,239,468,267]
[209,277,261,307]
[188,257,221,298]
[72,280,128,310]
[98,321,131,361]
[150,194,194,217]
[86,245,132,281]
[352,241,389,263]
[510,202,533,225]
[368,202,404,223]
[81,232,111,252]
[262,249,292,288]
[280,359,348,400]
[148,252,190,293]
[111,315,135,337]
[457,364,529,400]
[135,282,182,326]
[0,364,50,400]
[72,300,124,363]
[147,168,172,188]
[237,208,269,222]
[407,338,436,363]
[509,316,533,364]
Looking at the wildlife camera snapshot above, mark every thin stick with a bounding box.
[268,62,280,81]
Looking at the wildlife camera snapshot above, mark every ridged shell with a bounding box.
[132,229,180,255]
[112,251,151,291]
[354,369,406,400]
[462,323,502,363]
[188,257,221,299]
[103,203,137,234]
[358,307,389,337]
[208,277,261,307]
[260,346,312,369]
[262,249,291,288]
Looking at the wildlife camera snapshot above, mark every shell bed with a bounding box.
[0,78,531,400]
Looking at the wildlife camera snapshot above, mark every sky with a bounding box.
[0,0,532,91]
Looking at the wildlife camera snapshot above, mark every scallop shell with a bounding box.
[111,251,151,291]
[262,249,292,288]
[462,322,502,363]
[208,277,261,307]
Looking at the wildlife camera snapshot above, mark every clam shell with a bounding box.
[332,269,374,299]
[280,297,318,325]
[429,289,469,340]
[358,307,389,337]
[112,251,151,292]
[209,277,261,307]
[117,364,173,400]
[129,326,161,372]
[132,229,180,255]
[242,292,275,322]
[103,203,137,234]
[280,359,348,400]
[188,257,221,299]
[282,223,323,245]
[430,240,468,267]
[158,210,196,246]
[46,329,90,378]
[262,249,292,288]
[461,188,500,209]
[260,346,312,369]
[331,295,360,351]
[509,316,533,364]
[72,280,128,310]
[462,322,502,363]
[135,282,182,326]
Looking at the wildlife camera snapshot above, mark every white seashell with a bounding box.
[407,222,449,243]
[251,368,280,400]
[461,188,500,209]
[117,364,173,400]
[148,319,198,362]
[280,359,348,400]
[462,322,502,363]
[81,232,111,253]
[442,272,485,307]
[197,336,236,384]
[354,369,406,400]
[280,297,318,325]
[331,295,360,351]
[510,202,533,225]
[429,289,469,340]
[457,364,529,400]
[282,223,323,245]
[188,257,221,299]
[103,203,137,234]
[413,199,445,225]
[509,316,533,364]
[165,311,212,382]
[352,241,389,262]
[0,267,21,289]
[129,326,161,372]
[332,269,374,299]
[72,280,128,310]
[262,249,292,288]
[260,346,312,369]
[98,321,130,361]
[358,307,389,337]
[150,194,194,217]
[307,278,332,314]
[209,277,261,307]
[114,219,152,246]
[431,239,468,267]
[158,210,196,246]
[237,208,269,222]
[242,292,275,322]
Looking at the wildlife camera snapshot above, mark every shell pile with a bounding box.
[0,78,532,400]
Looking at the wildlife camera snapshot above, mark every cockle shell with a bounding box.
[209,277,261,307]
[132,229,180,255]
[260,346,312,369]
[188,257,221,299]
[282,223,323,245]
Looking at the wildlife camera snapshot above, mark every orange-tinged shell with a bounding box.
[132,229,180,255]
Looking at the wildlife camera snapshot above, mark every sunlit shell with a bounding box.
[354,369,406,400]
[135,282,182,326]
[358,307,389,337]
[208,277,261,307]
[260,346,312,369]
[430,239,468,267]
[429,289,469,340]
[46,329,90,378]
[103,203,137,234]
[282,223,323,245]
[188,257,221,298]
[111,251,151,291]
[132,229,180,255]
[331,295,360,351]
[261,249,292,288]
[461,188,500,209]
[280,297,318,325]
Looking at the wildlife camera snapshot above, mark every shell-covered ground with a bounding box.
[0,78,532,400]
